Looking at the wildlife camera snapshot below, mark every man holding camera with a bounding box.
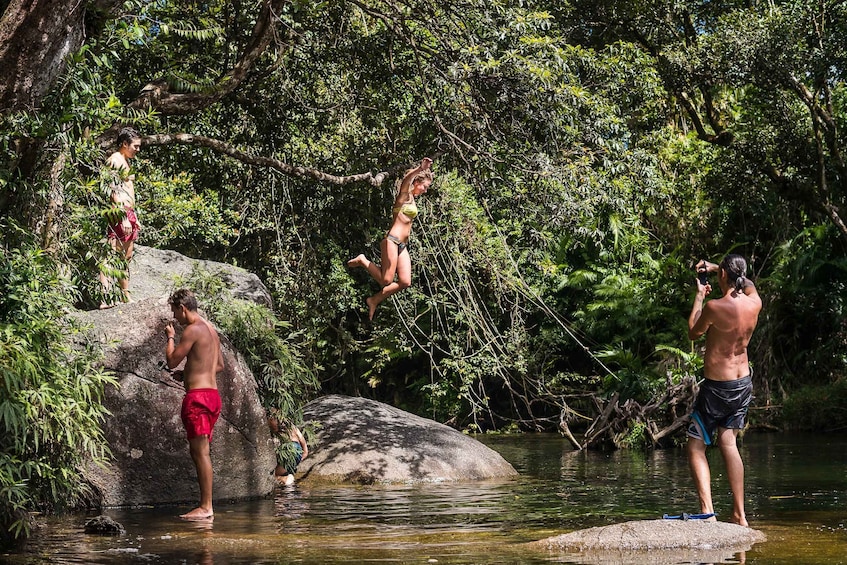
[687,254,762,527]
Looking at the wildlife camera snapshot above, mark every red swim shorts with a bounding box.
[107,206,140,242]
[181,388,222,441]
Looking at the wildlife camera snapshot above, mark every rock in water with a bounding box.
[527,519,767,565]
[84,515,125,535]
[75,245,278,507]
[297,395,518,484]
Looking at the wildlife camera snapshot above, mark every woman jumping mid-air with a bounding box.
[347,157,433,320]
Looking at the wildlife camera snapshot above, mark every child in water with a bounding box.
[268,412,309,485]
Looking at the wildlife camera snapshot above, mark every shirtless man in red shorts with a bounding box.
[165,289,225,520]
[687,254,762,526]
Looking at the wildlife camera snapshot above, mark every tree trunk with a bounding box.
[0,0,122,113]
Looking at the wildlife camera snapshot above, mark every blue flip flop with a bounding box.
[662,512,716,521]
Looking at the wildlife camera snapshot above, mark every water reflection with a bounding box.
[273,484,310,522]
[553,548,748,565]
[3,432,847,564]
[184,518,215,532]
[195,547,213,565]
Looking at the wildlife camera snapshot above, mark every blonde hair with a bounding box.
[396,167,433,194]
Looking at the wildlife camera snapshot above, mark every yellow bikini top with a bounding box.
[392,201,418,219]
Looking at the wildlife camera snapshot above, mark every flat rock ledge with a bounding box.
[528,520,766,565]
[298,395,518,484]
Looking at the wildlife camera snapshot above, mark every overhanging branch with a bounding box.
[143,133,393,186]
[677,91,734,146]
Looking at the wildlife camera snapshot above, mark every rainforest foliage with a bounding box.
[1,0,847,542]
[0,234,116,544]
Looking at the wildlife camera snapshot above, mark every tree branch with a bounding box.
[787,74,836,134]
[677,90,734,146]
[628,18,733,149]
[127,0,288,115]
[788,75,847,242]
[143,132,396,186]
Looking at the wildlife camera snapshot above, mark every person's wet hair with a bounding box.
[720,254,749,293]
[168,288,198,311]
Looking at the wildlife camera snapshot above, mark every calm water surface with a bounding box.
[2,432,846,564]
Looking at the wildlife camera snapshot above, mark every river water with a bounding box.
[2,432,846,564]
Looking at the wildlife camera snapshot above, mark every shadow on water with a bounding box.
[2,432,846,564]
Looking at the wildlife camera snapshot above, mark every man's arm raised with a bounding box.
[688,279,713,340]
[166,323,196,369]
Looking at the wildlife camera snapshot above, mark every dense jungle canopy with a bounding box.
[1,0,846,544]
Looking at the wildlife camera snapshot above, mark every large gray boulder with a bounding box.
[127,244,271,307]
[76,247,277,507]
[528,519,766,565]
[297,395,518,484]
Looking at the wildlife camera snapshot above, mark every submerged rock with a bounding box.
[528,519,766,564]
[297,395,518,484]
[84,515,125,535]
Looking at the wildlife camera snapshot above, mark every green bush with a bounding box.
[615,421,649,450]
[0,232,115,546]
[178,268,318,421]
[781,380,847,432]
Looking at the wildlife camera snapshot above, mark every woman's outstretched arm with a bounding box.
[398,157,433,194]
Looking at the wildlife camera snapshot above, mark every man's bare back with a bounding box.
[177,318,223,390]
[697,291,761,380]
[689,263,761,381]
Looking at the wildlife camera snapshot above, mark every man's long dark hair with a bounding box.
[720,254,749,293]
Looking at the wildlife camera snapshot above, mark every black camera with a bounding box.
[697,270,709,286]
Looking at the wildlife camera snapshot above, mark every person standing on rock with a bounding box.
[100,126,142,308]
[686,254,762,527]
[165,289,225,520]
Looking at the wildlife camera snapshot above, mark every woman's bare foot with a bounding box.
[366,296,378,320]
[347,254,366,268]
[98,302,115,310]
[179,507,214,520]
